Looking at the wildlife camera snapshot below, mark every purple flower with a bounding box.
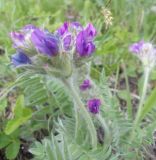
[31,29,59,57]
[84,23,97,40]
[10,32,25,48]
[76,23,96,57]
[129,40,144,54]
[76,31,95,57]
[80,79,91,91]
[130,41,156,68]
[57,22,83,51]
[87,98,101,114]
[10,24,37,49]
[63,34,72,51]
[11,51,31,67]
[57,22,69,36]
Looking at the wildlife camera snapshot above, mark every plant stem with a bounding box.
[63,78,97,149]
[134,67,150,126]
[130,67,150,140]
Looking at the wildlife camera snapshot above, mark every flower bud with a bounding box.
[76,23,96,57]
[10,24,37,53]
[80,79,91,91]
[31,29,59,57]
[87,98,101,114]
[11,51,31,67]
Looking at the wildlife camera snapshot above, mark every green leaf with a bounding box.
[0,98,7,112]
[5,95,32,135]
[5,140,20,160]
[5,107,32,135]
[29,141,47,160]
[0,133,10,149]
[140,87,156,121]
[13,95,24,117]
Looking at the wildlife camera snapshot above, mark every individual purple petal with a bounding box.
[76,23,96,57]
[76,31,95,57]
[22,24,37,30]
[71,22,83,30]
[10,32,24,41]
[31,29,44,45]
[76,31,84,54]
[57,22,69,36]
[11,51,31,67]
[10,32,25,48]
[10,25,37,50]
[80,79,91,91]
[129,40,144,54]
[84,23,97,40]
[63,34,72,50]
[84,42,95,55]
[71,22,81,27]
[87,98,101,114]
[31,29,59,56]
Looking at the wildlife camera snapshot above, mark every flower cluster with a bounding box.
[10,22,97,67]
[10,22,101,114]
[129,40,156,69]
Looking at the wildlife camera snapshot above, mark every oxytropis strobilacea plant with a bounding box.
[129,41,156,135]
[10,22,110,151]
